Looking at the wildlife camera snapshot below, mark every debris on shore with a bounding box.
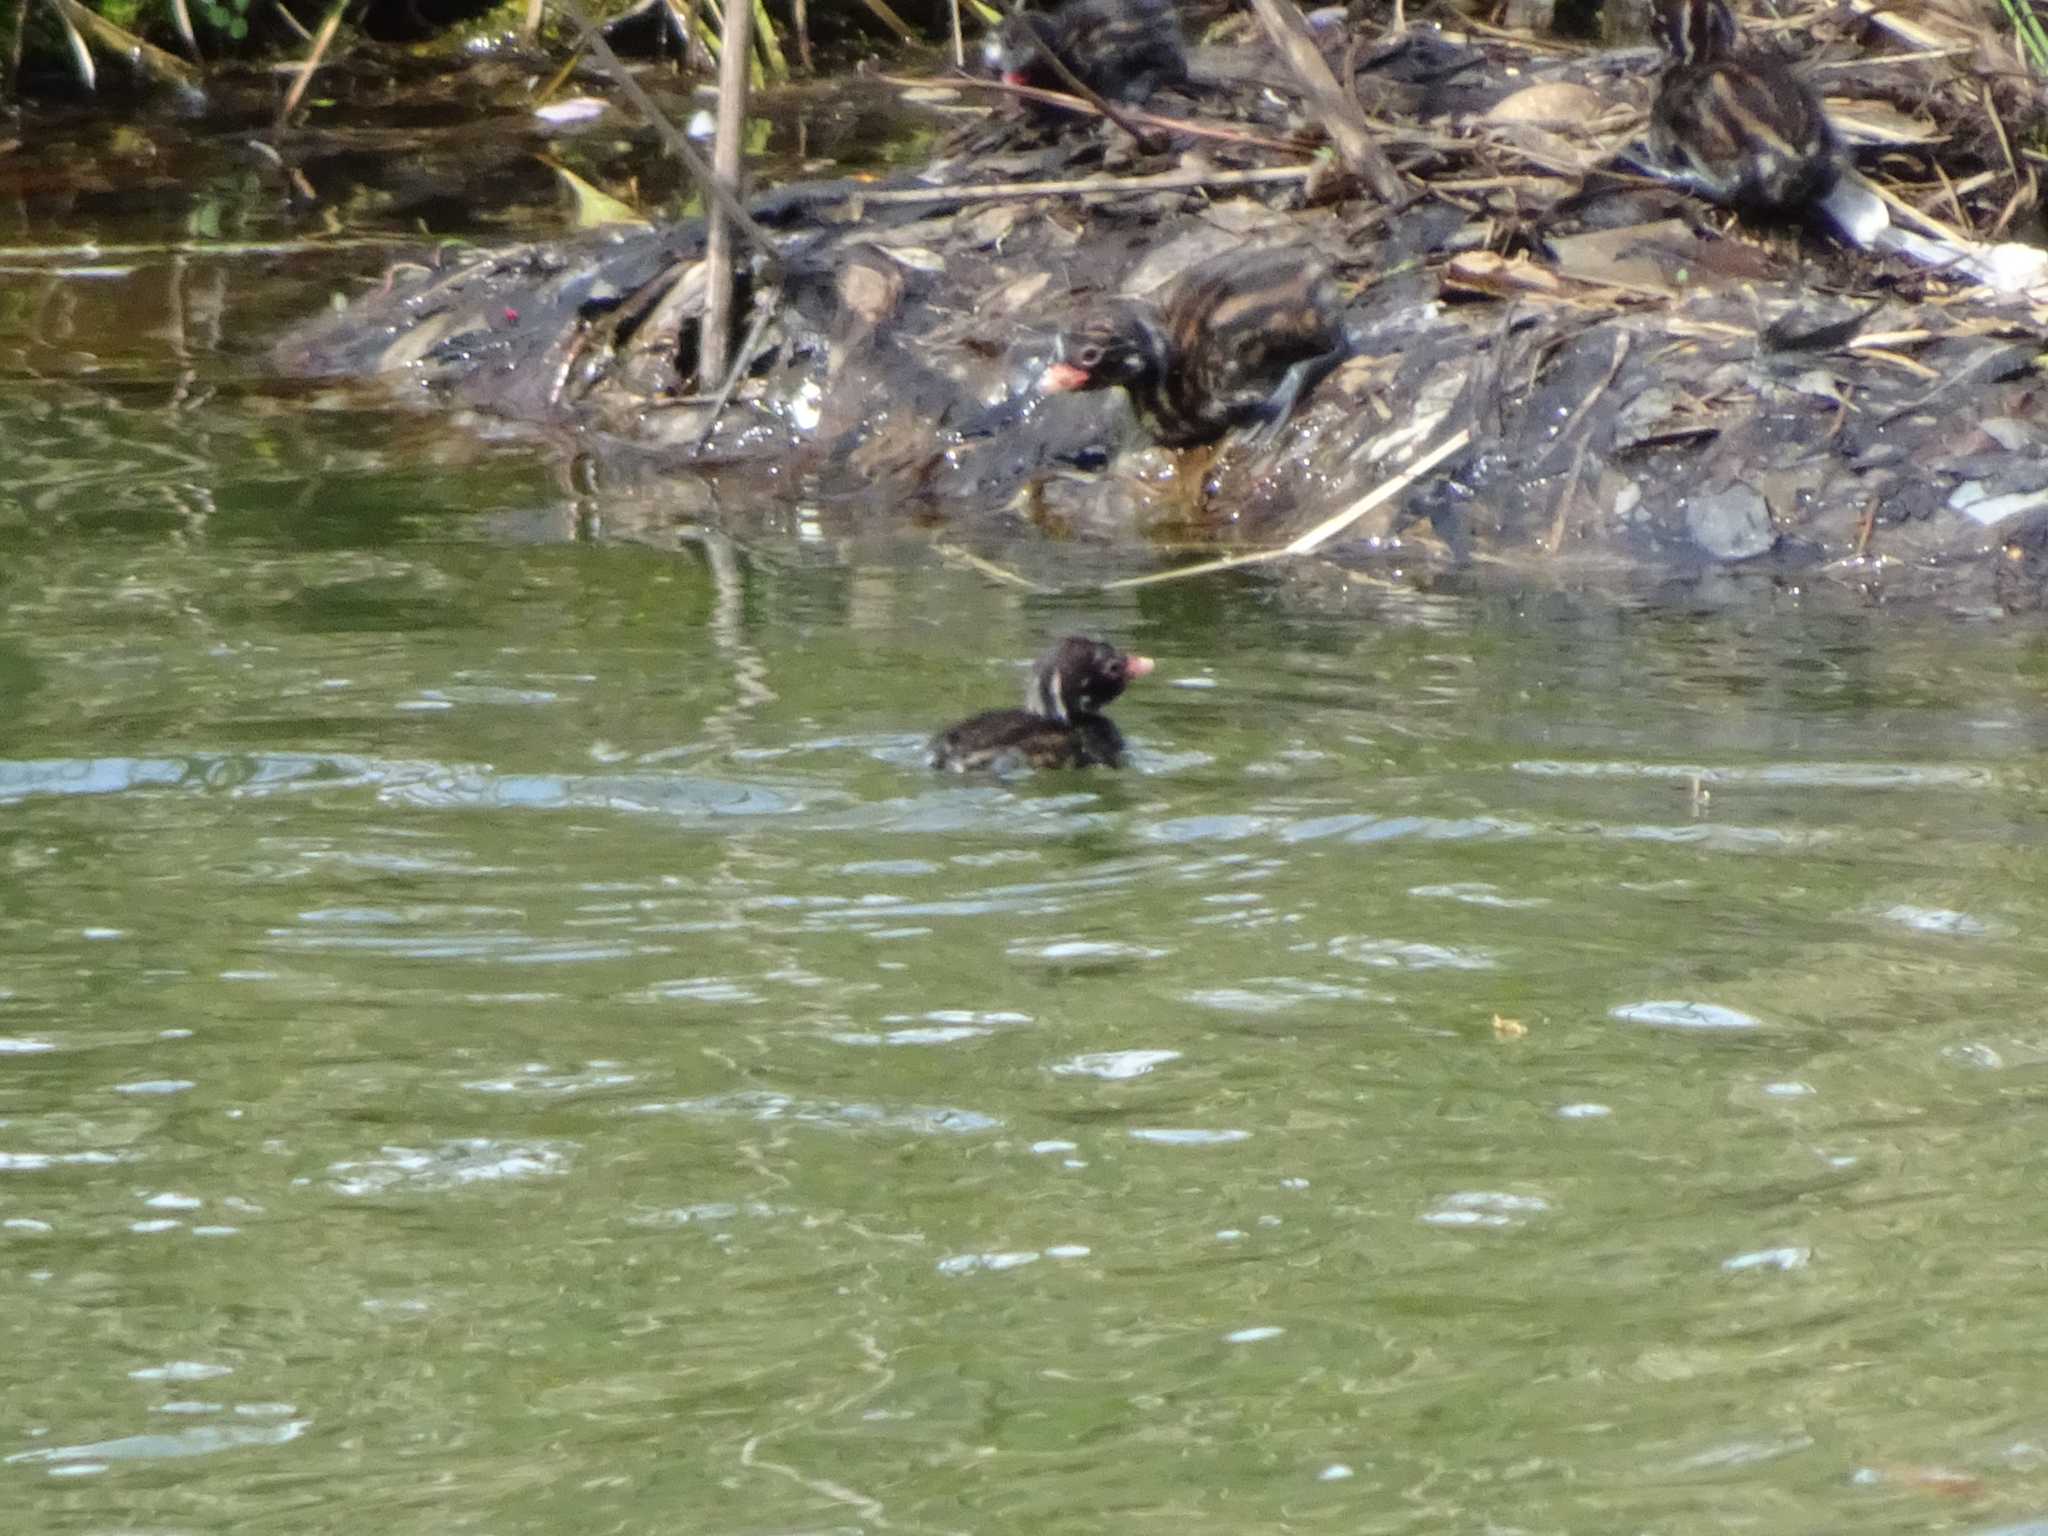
[277,1,2048,606]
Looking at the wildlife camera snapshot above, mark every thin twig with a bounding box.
[677,0,710,69]
[1543,331,1628,552]
[6,0,27,94]
[166,0,198,59]
[897,74,1311,153]
[276,0,345,132]
[852,0,919,43]
[44,0,97,90]
[750,0,788,83]
[694,298,777,449]
[532,44,585,107]
[850,162,1321,208]
[270,0,312,43]
[1246,0,1405,202]
[698,0,756,390]
[554,0,781,271]
[1862,173,1972,246]
[44,0,200,87]
[1005,16,1158,146]
[933,542,1051,590]
[0,236,428,270]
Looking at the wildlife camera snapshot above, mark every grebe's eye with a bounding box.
[1077,343,1105,369]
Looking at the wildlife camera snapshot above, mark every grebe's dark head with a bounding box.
[1654,0,1738,64]
[1027,636,1155,721]
[1037,303,1163,396]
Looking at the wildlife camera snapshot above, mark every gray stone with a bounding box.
[1685,483,1776,561]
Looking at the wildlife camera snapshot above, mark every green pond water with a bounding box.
[6,110,2048,1536]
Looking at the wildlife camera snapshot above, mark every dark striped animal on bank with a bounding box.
[1038,247,1350,449]
[982,0,1188,107]
[1647,0,1840,215]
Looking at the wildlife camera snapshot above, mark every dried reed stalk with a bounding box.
[700,0,756,390]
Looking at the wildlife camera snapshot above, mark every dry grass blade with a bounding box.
[44,0,202,88]
[751,0,789,83]
[1103,427,1472,589]
[6,0,25,92]
[277,0,345,130]
[1245,0,1403,202]
[902,74,1311,153]
[0,233,420,262]
[852,162,1321,207]
[854,0,919,45]
[166,0,198,59]
[271,0,313,43]
[1281,426,1473,555]
[43,0,96,90]
[540,154,649,227]
[934,543,1050,591]
[532,44,586,108]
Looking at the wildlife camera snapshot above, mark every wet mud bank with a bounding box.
[276,10,2048,611]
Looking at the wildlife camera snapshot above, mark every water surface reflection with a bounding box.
[5,314,2048,1536]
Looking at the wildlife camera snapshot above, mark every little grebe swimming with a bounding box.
[1647,0,1839,216]
[982,0,1188,107]
[1037,246,1349,449]
[928,636,1154,772]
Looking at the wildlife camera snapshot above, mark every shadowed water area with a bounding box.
[7,87,2048,1536]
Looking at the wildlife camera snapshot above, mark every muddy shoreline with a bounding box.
[276,17,2048,612]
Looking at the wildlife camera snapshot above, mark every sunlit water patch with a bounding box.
[319,1140,574,1195]
[1611,1000,1766,1032]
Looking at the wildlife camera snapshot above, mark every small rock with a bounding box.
[1685,483,1775,561]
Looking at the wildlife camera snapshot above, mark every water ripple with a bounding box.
[1008,938,1169,971]
[1879,904,2007,938]
[1050,1050,1181,1079]
[1514,760,1998,791]
[631,1090,1000,1136]
[1128,1128,1251,1146]
[5,1419,309,1471]
[320,1140,573,1195]
[1611,1001,1764,1032]
[1328,937,1498,971]
[937,1247,1089,1274]
[0,752,826,822]
[1421,1191,1552,1229]
[1186,979,1379,1014]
